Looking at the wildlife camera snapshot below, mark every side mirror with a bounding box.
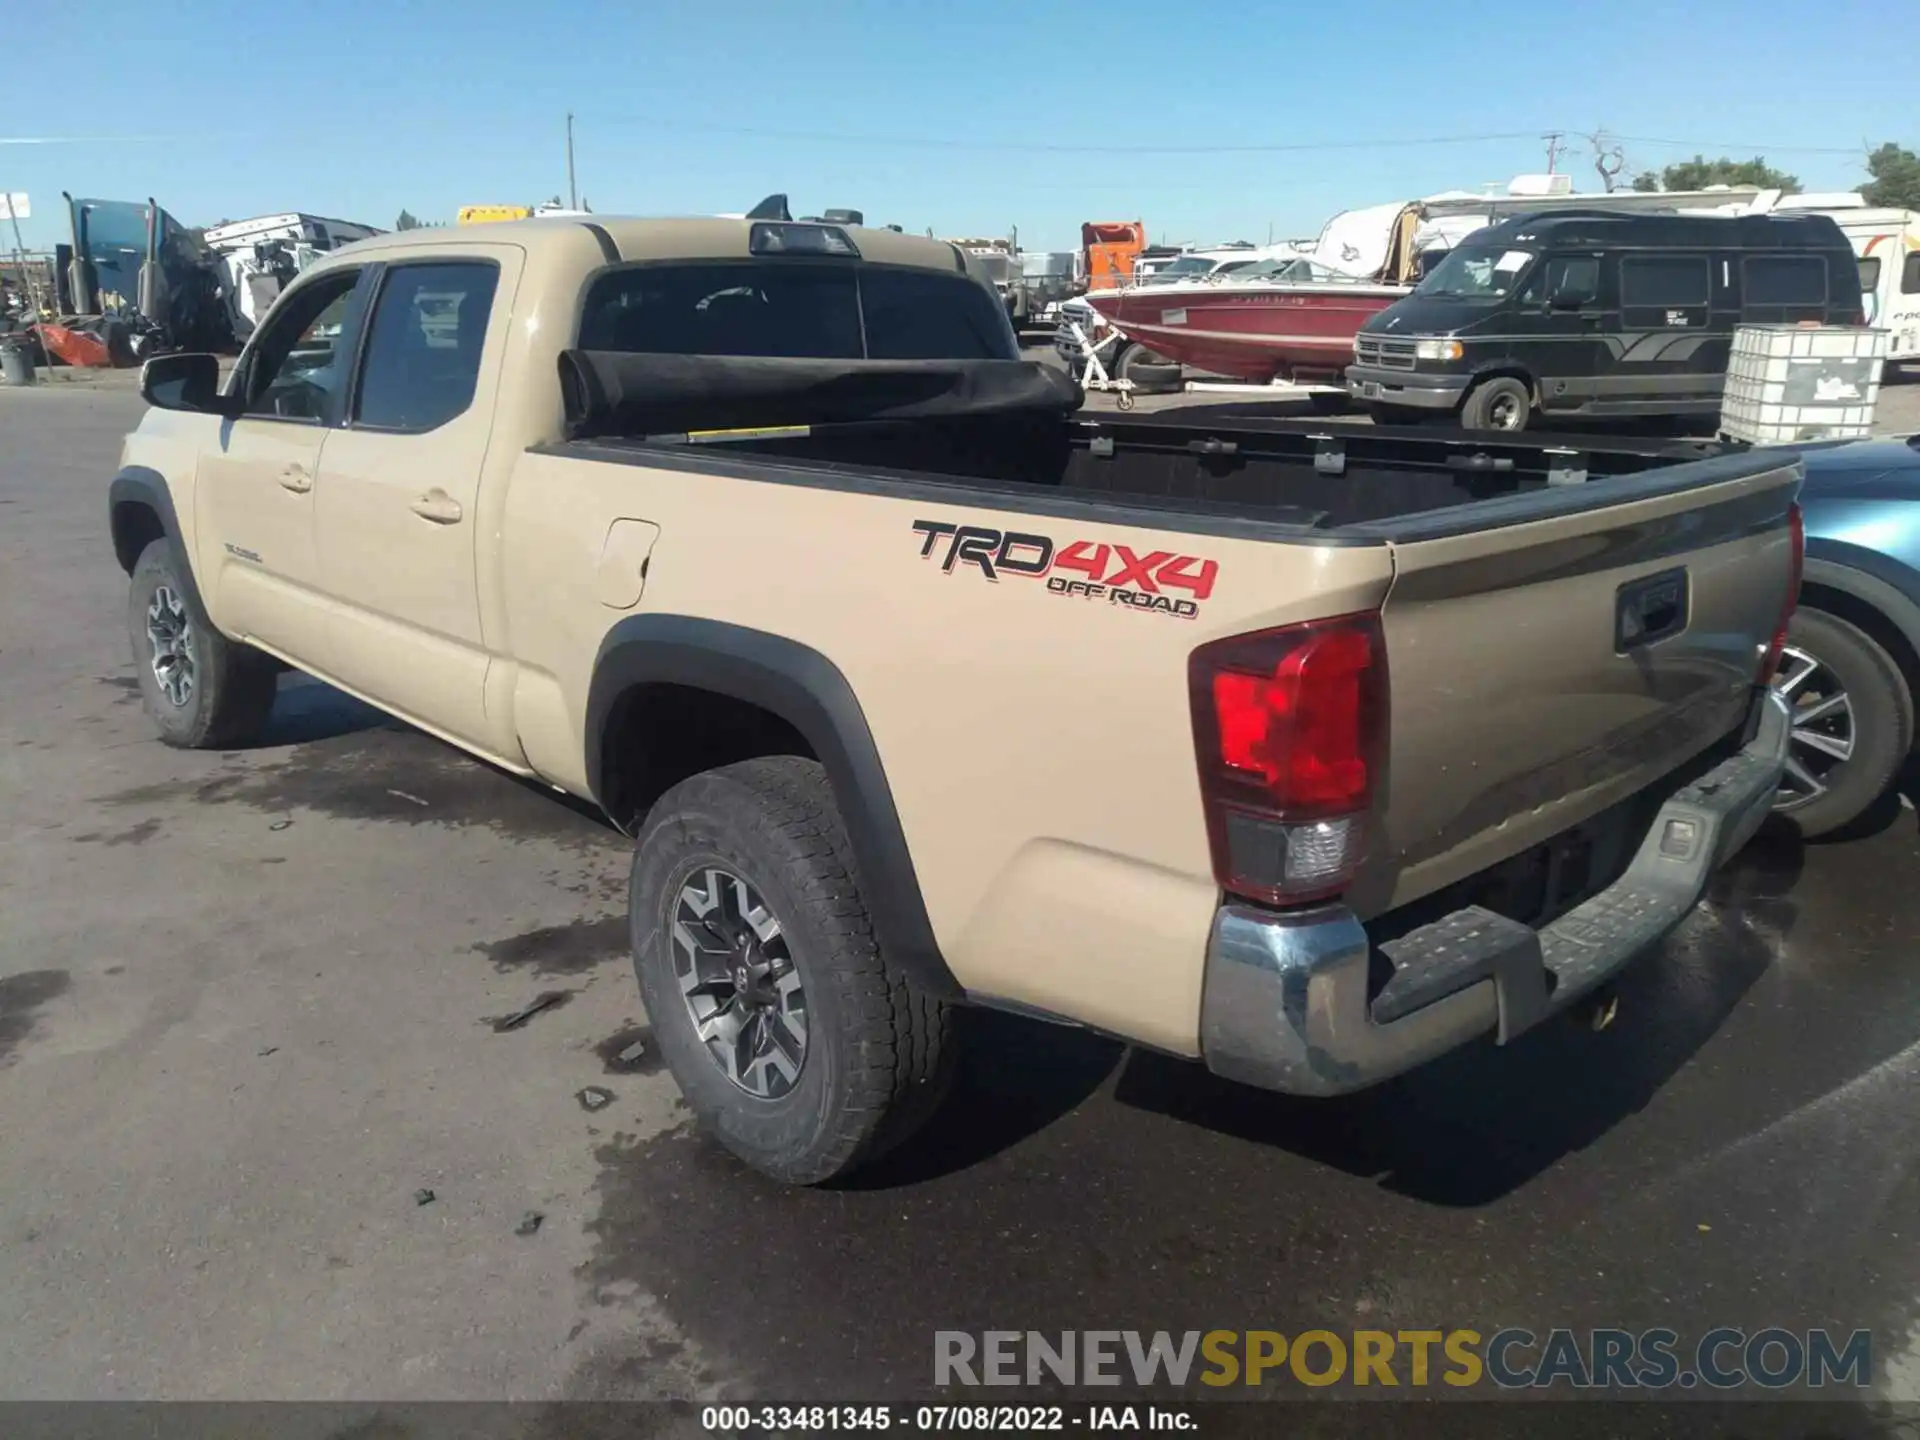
[140,352,239,416]
[1550,289,1594,311]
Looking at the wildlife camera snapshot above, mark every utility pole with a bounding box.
[566,113,578,210]
[3,191,47,320]
[1543,131,1564,174]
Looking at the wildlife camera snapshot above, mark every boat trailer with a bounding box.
[1066,319,1136,410]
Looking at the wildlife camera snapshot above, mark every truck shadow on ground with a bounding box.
[101,679,623,851]
[842,1008,1128,1189]
[255,673,396,747]
[1813,754,1920,843]
[577,841,1829,1403]
[1106,834,1801,1207]
[861,833,1803,1206]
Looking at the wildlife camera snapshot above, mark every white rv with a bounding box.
[1769,194,1920,362]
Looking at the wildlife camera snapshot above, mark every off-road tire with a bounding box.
[1460,375,1533,432]
[1773,607,1913,839]
[128,538,278,749]
[630,757,956,1184]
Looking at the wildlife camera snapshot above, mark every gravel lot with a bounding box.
[2,377,1918,1431]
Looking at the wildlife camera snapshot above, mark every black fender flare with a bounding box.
[586,614,962,999]
[1464,362,1536,398]
[108,466,211,619]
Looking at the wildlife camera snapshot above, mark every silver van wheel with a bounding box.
[1486,391,1525,429]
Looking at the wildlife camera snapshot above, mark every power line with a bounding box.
[0,135,170,145]
[578,118,1544,155]
[1611,134,1868,156]
[578,116,1878,159]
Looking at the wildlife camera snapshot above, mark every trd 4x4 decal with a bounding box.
[910,519,1218,619]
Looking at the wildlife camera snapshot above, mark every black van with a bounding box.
[1346,211,1866,431]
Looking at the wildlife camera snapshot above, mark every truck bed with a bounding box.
[553,348,1753,537]
[544,404,1797,914]
[559,409,1758,539]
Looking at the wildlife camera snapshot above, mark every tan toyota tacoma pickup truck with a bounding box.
[110,211,1801,1184]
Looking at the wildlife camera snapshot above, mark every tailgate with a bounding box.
[1360,450,1800,913]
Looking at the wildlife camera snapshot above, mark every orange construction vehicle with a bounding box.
[1081,220,1146,290]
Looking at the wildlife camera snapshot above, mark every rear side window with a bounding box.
[579,264,862,358]
[1620,255,1709,308]
[1905,253,1920,295]
[860,267,1016,359]
[354,262,499,431]
[1857,257,1882,294]
[578,262,1016,361]
[1741,255,1828,311]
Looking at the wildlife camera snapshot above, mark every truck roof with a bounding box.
[330,215,970,272]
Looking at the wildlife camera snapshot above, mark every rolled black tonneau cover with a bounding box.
[557,351,1081,440]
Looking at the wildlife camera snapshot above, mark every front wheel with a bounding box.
[1460,376,1532,432]
[1770,608,1913,838]
[128,538,278,749]
[629,757,956,1184]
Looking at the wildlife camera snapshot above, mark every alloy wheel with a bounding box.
[1771,644,1857,809]
[145,585,196,709]
[670,867,808,1098]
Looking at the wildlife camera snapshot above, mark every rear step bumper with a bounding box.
[1200,688,1791,1097]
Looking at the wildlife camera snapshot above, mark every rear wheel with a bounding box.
[127,538,278,749]
[1460,376,1533,432]
[1770,607,1913,837]
[629,757,956,1184]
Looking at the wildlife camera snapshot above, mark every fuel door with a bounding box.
[593,519,662,611]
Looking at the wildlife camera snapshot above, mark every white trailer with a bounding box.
[1830,209,1920,363]
[1737,194,1920,364]
[201,212,383,341]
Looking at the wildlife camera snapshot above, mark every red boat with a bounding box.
[1084,268,1408,384]
[1084,201,1422,384]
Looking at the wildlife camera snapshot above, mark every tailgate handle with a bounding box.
[1616,568,1690,652]
[1186,437,1238,456]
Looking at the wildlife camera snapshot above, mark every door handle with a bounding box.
[409,490,464,525]
[277,464,313,494]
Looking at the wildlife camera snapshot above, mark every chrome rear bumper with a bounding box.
[1200,689,1791,1096]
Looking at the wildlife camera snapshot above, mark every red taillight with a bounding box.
[1757,501,1804,684]
[1190,613,1387,905]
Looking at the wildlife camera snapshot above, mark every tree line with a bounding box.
[1622,141,1919,208]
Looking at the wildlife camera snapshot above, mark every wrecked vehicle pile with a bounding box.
[4,196,382,373]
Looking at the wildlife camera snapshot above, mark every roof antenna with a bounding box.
[745,194,792,222]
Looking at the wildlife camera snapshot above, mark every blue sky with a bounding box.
[5,0,1915,254]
